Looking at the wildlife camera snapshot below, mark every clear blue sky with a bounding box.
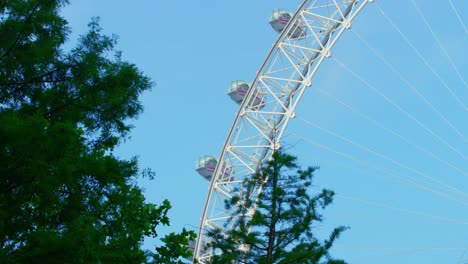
[62,1,467,263]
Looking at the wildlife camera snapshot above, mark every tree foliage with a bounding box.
[207,150,347,264]
[0,1,195,263]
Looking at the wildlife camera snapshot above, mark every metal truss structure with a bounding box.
[195,0,371,262]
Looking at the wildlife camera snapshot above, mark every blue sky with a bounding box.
[63,1,467,263]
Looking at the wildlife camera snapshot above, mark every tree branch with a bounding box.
[0,64,76,102]
[0,1,44,60]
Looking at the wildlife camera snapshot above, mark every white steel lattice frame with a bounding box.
[195,0,370,262]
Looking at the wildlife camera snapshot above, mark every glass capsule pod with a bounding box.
[195,155,217,181]
[195,156,232,181]
[269,9,305,39]
[185,238,213,260]
[227,80,264,108]
[185,239,197,261]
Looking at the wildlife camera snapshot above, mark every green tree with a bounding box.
[207,150,347,264]
[0,1,195,263]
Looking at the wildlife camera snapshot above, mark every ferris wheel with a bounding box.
[193,0,372,262]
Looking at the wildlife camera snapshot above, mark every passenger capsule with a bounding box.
[186,239,208,260]
[227,80,264,107]
[195,155,218,181]
[269,9,305,39]
[186,239,212,259]
[186,239,196,260]
[195,156,232,181]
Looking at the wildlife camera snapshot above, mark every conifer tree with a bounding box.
[207,150,346,264]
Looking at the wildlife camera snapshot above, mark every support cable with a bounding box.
[457,247,468,264]
[333,57,467,160]
[299,116,468,199]
[314,87,468,177]
[352,30,467,142]
[293,134,468,207]
[410,0,468,90]
[447,0,468,35]
[334,247,468,252]
[309,188,468,224]
[375,3,467,111]
[297,155,468,223]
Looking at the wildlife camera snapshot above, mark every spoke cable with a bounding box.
[447,0,468,34]
[292,134,468,206]
[335,247,467,252]
[295,153,468,223]
[457,247,468,264]
[410,0,468,90]
[352,30,467,142]
[333,57,467,160]
[314,87,468,177]
[299,116,468,199]
[375,3,467,111]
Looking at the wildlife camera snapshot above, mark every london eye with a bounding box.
[194,1,371,261]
